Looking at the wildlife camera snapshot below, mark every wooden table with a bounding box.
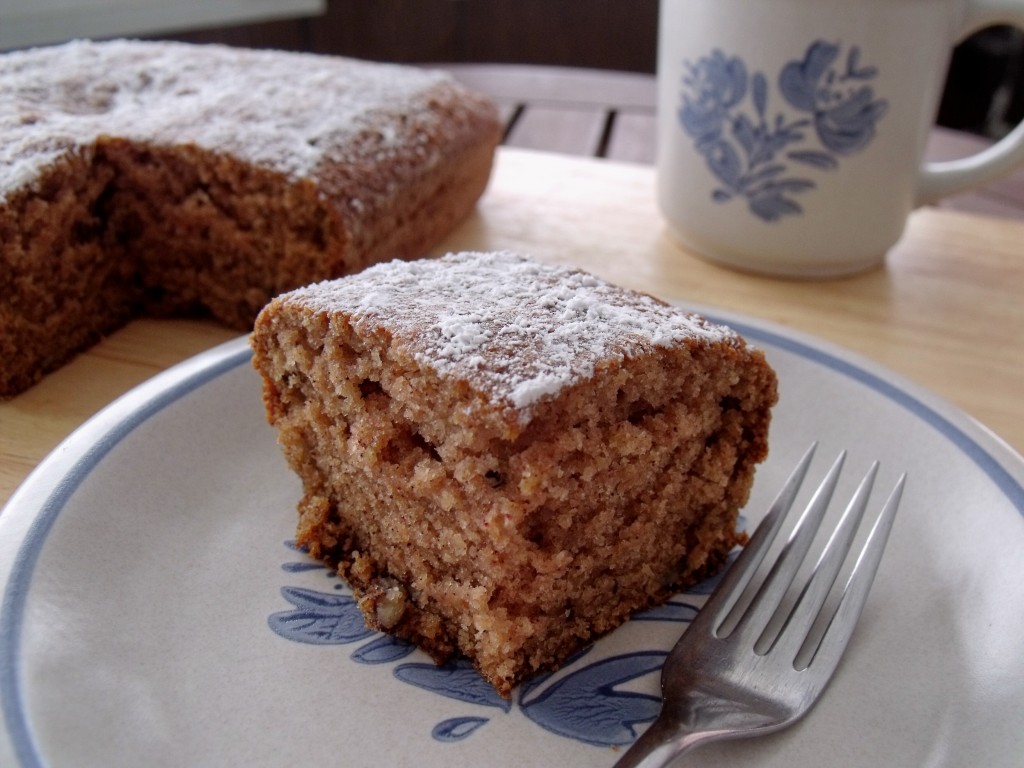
[2,145,1022,511]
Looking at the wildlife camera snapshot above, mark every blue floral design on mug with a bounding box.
[679,41,888,221]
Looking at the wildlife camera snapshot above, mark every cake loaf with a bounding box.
[0,39,501,397]
[251,251,778,697]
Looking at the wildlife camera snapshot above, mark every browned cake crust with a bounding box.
[250,251,778,697]
[0,39,501,397]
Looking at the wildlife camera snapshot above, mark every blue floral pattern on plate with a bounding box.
[678,41,888,221]
[268,538,741,748]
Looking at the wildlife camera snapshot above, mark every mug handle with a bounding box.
[916,0,1024,205]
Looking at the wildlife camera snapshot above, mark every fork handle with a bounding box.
[612,716,713,768]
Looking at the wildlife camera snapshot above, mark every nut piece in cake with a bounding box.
[250,251,778,697]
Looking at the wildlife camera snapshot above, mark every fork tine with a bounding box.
[800,473,906,676]
[725,450,846,646]
[695,443,818,635]
[615,454,905,768]
[768,461,880,664]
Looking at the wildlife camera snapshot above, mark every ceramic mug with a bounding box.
[657,0,1024,277]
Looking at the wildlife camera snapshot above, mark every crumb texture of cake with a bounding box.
[251,251,778,697]
[0,39,501,397]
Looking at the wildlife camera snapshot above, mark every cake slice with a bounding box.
[250,251,778,696]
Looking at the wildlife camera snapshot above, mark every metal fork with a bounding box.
[614,444,906,767]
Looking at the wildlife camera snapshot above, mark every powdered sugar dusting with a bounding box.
[437,312,492,359]
[284,251,741,418]
[0,39,471,198]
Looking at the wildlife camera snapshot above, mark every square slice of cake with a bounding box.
[250,251,778,697]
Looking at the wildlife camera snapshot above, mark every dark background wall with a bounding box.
[153,0,1022,141]
[158,0,660,71]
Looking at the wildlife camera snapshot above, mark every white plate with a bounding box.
[1,308,1022,768]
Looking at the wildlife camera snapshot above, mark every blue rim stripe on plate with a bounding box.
[724,318,1024,512]
[1,326,1022,766]
[0,343,252,768]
